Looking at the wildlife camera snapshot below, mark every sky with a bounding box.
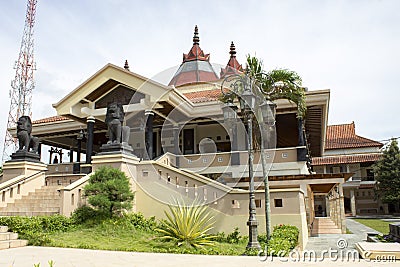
[0,0,399,158]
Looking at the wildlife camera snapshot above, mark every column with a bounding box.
[231,121,240,165]
[37,143,42,161]
[144,110,154,160]
[85,116,95,164]
[350,189,356,216]
[69,148,73,163]
[297,118,307,161]
[173,125,180,167]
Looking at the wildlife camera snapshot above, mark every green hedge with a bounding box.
[0,215,74,245]
[267,224,299,256]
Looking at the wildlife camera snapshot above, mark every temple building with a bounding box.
[0,26,378,249]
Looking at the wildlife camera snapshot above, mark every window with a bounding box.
[231,200,240,208]
[203,188,207,201]
[255,199,262,208]
[274,199,283,208]
[9,188,13,198]
[175,177,179,188]
[158,170,162,179]
[2,192,5,202]
[17,184,21,194]
[217,157,223,162]
[366,169,374,181]
[226,135,230,140]
[71,194,75,205]
[216,136,221,141]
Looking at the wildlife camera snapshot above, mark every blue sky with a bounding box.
[0,0,399,156]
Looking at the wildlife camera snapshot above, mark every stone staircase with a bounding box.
[0,226,28,250]
[311,217,342,235]
[0,185,61,216]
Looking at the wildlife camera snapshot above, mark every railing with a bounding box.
[0,170,46,207]
[177,147,302,169]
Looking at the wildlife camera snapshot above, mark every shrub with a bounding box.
[71,205,108,224]
[84,166,134,218]
[267,224,299,256]
[0,215,73,245]
[122,213,157,231]
[156,199,215,248]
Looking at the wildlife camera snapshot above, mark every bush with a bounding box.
[0,215,73,245]
[267,224,299,256]
[71,205,108,225]
[122,213,157,231]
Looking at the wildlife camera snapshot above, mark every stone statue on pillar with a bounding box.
[9,116,41,162]
[99,103,133,155]
[105,103,130,144]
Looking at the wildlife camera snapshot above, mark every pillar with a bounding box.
[231,121,240,165]
[173,125,180,167]
[85,116,95,164]
[297,118,307,161]
[69,148,73,163]
[350,189,356,216]
[144,110,154,160]
[77,137,82,163]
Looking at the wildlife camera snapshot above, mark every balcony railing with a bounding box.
[177,147,304,169]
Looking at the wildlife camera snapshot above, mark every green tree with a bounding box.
[245,55,306,241]
[246,55,306,118]
[84,166,134,217]
[373,139,400,204]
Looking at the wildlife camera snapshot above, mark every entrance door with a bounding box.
[183,129,194,154]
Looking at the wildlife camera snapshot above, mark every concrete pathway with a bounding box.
[305,218,380,255]
[0,219,396,267]
[0,246,396,267]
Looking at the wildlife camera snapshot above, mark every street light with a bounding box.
[221,73,276,249]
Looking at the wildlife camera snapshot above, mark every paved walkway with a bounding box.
[305,218,380,254]
[0,219,396,267]
[0,246,396,267]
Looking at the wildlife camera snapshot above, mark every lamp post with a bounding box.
[221,74,273,249]
[221,72,278,248]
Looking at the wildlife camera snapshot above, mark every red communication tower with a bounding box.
[2,0,38,162]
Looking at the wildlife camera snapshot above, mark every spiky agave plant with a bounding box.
[156,199,216,248]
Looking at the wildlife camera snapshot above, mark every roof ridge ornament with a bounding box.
[124,60,130,71]
[193,25,200,45]
[230,41,237,58]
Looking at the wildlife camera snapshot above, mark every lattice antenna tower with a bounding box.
[2,0,38,162]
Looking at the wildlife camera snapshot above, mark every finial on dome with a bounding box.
[193,25,199,45]
[229,41,237,58]
[124,60,130,71]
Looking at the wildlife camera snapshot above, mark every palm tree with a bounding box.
[246,55,307,242]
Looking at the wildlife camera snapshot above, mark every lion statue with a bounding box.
[16,116,39,153]
[105,103,130,144]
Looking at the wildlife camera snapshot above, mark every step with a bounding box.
[0,226,8,233]
[0,239,28,250]
[0,232,18,241]
[0,211,59,216]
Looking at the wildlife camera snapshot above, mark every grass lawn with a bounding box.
[352,218,391,234]
[46,222,247,255]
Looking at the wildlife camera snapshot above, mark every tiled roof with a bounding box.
[220,42,243,78]
[183,89,221,103]
[32,116,69,125]
[312,153,382,166]
[326,122,383,150]
[169,26,218,87]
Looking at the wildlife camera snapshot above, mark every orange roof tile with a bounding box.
[312,153,382,166]
[183,89,221,103]
[326,122,383,150]
[32,116,69,125]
